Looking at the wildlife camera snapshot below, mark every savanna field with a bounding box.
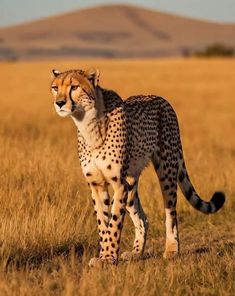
[0,58,234,295]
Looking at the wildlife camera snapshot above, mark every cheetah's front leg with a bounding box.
[99,182,128,265]
[88,183,110,267]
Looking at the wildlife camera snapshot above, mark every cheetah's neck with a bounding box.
[71,88,107,150]
[71,86,122,150]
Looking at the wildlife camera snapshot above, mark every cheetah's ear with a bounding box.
[52,69,61,78]
[85,68,100,87]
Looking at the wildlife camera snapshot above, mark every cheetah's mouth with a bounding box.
[58,109,71,117]
[54,103,72,117]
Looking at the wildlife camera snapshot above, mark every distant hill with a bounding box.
[0,4,235,60]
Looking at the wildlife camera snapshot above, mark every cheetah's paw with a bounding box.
[88,257,117,267]
[88,257,103,268]
[163,251,179,260]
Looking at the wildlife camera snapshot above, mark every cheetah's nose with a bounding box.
[56,100,66,108]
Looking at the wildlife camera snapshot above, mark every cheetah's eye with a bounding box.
[71,85,79,91]
[51,86,58,92]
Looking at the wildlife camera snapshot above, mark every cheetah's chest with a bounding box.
[79,139,126,185]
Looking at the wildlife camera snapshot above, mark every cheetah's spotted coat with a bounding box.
[51,68,225,266]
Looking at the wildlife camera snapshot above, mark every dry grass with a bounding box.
[0,58,234,295]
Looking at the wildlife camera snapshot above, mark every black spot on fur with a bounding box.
[120,208,125,215]
[186,187,193,200]
[112,214,118,221]
[205,202,212,213]
[194,197,203,210]
[178,171,185,182]
[128,199,134,207]
[104,199,110,206]
[164,185,170,191]
[168,200,173,207]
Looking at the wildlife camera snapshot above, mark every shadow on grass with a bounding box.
[3,241,234,269]
[185,241,235,257]
[141,246,212,261]
[4,243,85,271]
[184,246,211,255]
[122,241,235,263]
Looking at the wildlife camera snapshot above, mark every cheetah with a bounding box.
[50,68,225,266]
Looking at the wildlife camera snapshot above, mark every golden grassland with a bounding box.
[0,58,235,295]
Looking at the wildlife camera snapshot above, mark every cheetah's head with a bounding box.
[51,68,100,119]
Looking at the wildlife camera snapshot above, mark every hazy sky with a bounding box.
[1,0,235,27]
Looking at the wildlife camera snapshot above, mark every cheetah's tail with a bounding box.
[177,162,225,214]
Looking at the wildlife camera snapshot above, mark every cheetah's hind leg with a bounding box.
[154,162,179,259]
[121,180,148,261]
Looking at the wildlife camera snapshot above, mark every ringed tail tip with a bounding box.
[211,191,225,212]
